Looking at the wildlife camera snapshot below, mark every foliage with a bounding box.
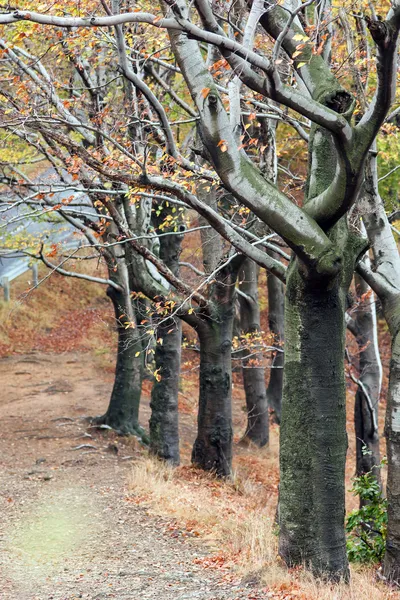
[377,124,400,210]
[346,457,387,563]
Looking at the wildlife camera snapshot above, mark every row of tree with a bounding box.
[0,0,399,585]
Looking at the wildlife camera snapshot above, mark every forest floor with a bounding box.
[0,268,398,600]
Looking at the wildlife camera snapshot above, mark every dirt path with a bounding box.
[0,352,263,600]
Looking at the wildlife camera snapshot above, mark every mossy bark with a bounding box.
[278,261,350,581]
[239,259,269,447]
[383,331,400,581]
[97,285,144,437]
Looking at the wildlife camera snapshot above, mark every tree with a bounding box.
[1,0,400,581]
[238,259,270,447]
[346,266,382,487]
[357,148,400,582]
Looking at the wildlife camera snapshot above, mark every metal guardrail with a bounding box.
[0,171,91,301]
[0,239,83,301]
[0,262,38,302]
[0,258,31,286]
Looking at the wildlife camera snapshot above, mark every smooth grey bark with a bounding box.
[383,331,400,580]
[279,256,351,581]
[149,218,185,465]
[358,151,400,582]
[164,2,363,578]
[239,259,269,447]
[266,255,285,424]
[352,273,382,484]
[198,183,223,275]
[192,259,242,476]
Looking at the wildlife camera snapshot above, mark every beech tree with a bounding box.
[357,148,400,582]
[346,266,382,488]
[1,0,400,582]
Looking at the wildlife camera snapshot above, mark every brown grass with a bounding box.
[128,446,399,600]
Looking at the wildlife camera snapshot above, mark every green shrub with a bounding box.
[346,459,387,563]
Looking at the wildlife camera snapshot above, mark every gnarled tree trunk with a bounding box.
[150,315,182,464]
[98,282,144,437]
[192,314,234,476]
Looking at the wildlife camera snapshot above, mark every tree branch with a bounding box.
[356,8,400,145]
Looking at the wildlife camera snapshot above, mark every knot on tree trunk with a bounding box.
[365,15,392,48]
[324,90,353,114]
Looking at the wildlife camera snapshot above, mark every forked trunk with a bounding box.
[383,330,400,581]
[279,262,349,581]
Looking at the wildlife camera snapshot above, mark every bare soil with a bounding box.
[0,351,266,600]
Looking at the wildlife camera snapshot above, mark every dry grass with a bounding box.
[0,261,114,355]
[128,451,399,600]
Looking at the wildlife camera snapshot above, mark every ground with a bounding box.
[0,269,398,600]
[0,351,266,600]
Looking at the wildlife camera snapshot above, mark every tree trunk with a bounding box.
[150,315,182,464]
[267,256,285,424]
[239,259,269,447]
[357,147,400,582]
[353,273,382,483]
[383,330,400,581]
[192,314,234,476]
[149,218,184,465]
[279,261,350,581]
[192,261,241,477]
[98,284,144,437]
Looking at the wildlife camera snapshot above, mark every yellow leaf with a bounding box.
[293,33,309,41]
